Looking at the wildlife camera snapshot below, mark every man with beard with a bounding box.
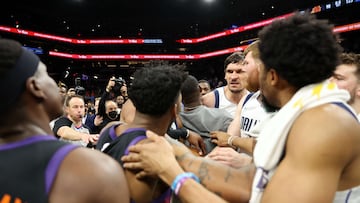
[201,52,249,117]
[122,12,360,203]
[208,40,272,168]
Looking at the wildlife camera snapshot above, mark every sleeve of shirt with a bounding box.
[52,117,72,138]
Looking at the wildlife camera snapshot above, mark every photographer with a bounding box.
[96,76,125,132]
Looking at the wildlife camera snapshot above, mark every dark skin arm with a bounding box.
[123,131,228,203]
[50,147,130,203]
[170,138,254,202]
[122,132,254,203]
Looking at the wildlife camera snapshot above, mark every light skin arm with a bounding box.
[206,147,253,168]
[50,148,130,203]
[226,94,246,137]
[170,139,254,202]
[261,105,357,203]
[211,92,255,155]
[57,126,90,143]
[123,131,228,203]
[201,91,216,108]
[210,131,255,154]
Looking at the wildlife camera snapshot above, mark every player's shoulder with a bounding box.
[290,103,360,150]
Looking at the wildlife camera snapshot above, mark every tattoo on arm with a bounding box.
[176,152,191,162]
[224,167,232,182]
[198,161,210,182]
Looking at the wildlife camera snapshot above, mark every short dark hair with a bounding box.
[258,12,342,89]
[128,65,187,116]
[181,75,200,104]
[224,52,245,71]
[198,79,210,85]
[339,52,360,80]
[64,94,84,107]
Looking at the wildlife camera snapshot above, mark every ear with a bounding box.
[268,68,290,90]
[64,106,70,115]
[355,84,360,97]
[172,103,179,117]
[268,68,280,86]
[26,77,46,100]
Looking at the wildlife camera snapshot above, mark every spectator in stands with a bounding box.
[198,79,212,96]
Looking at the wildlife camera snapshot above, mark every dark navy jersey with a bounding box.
[96,126,173,203]
[0,135,79,203]
[96,125,147,165]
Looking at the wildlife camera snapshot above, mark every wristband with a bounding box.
[227,135,236,147]
[185,129,190,139]
[171,172,200,195]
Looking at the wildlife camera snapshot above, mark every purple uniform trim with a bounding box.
[123,127,146,134]
[109,125,118,140]
[124,135,146,156]
[0,135,55,151]
[45,144,79,194]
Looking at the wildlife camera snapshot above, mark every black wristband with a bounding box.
[167,127,188,139]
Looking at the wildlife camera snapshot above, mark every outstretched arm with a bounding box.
[201,92,215,108]
[169,138,254,202]
[210,131,256,154]
[226,96,246,137]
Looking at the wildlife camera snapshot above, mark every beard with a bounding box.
[260,94,280,113]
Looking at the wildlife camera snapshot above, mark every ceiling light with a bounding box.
[204,0,214,3]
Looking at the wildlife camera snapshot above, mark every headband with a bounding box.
[0,47,40,113]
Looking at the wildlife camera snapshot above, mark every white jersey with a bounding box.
[214,86,238,117]
[240,91,269,138]
[333,186,360,203]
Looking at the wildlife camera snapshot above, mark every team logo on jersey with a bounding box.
[241,116,260,132]
[0,194,24,203]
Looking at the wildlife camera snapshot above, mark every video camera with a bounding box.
[74,77,85,96]
[111,77,126,96]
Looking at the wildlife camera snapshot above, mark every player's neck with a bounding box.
[129,113,171,136]
[225,87,248,103]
